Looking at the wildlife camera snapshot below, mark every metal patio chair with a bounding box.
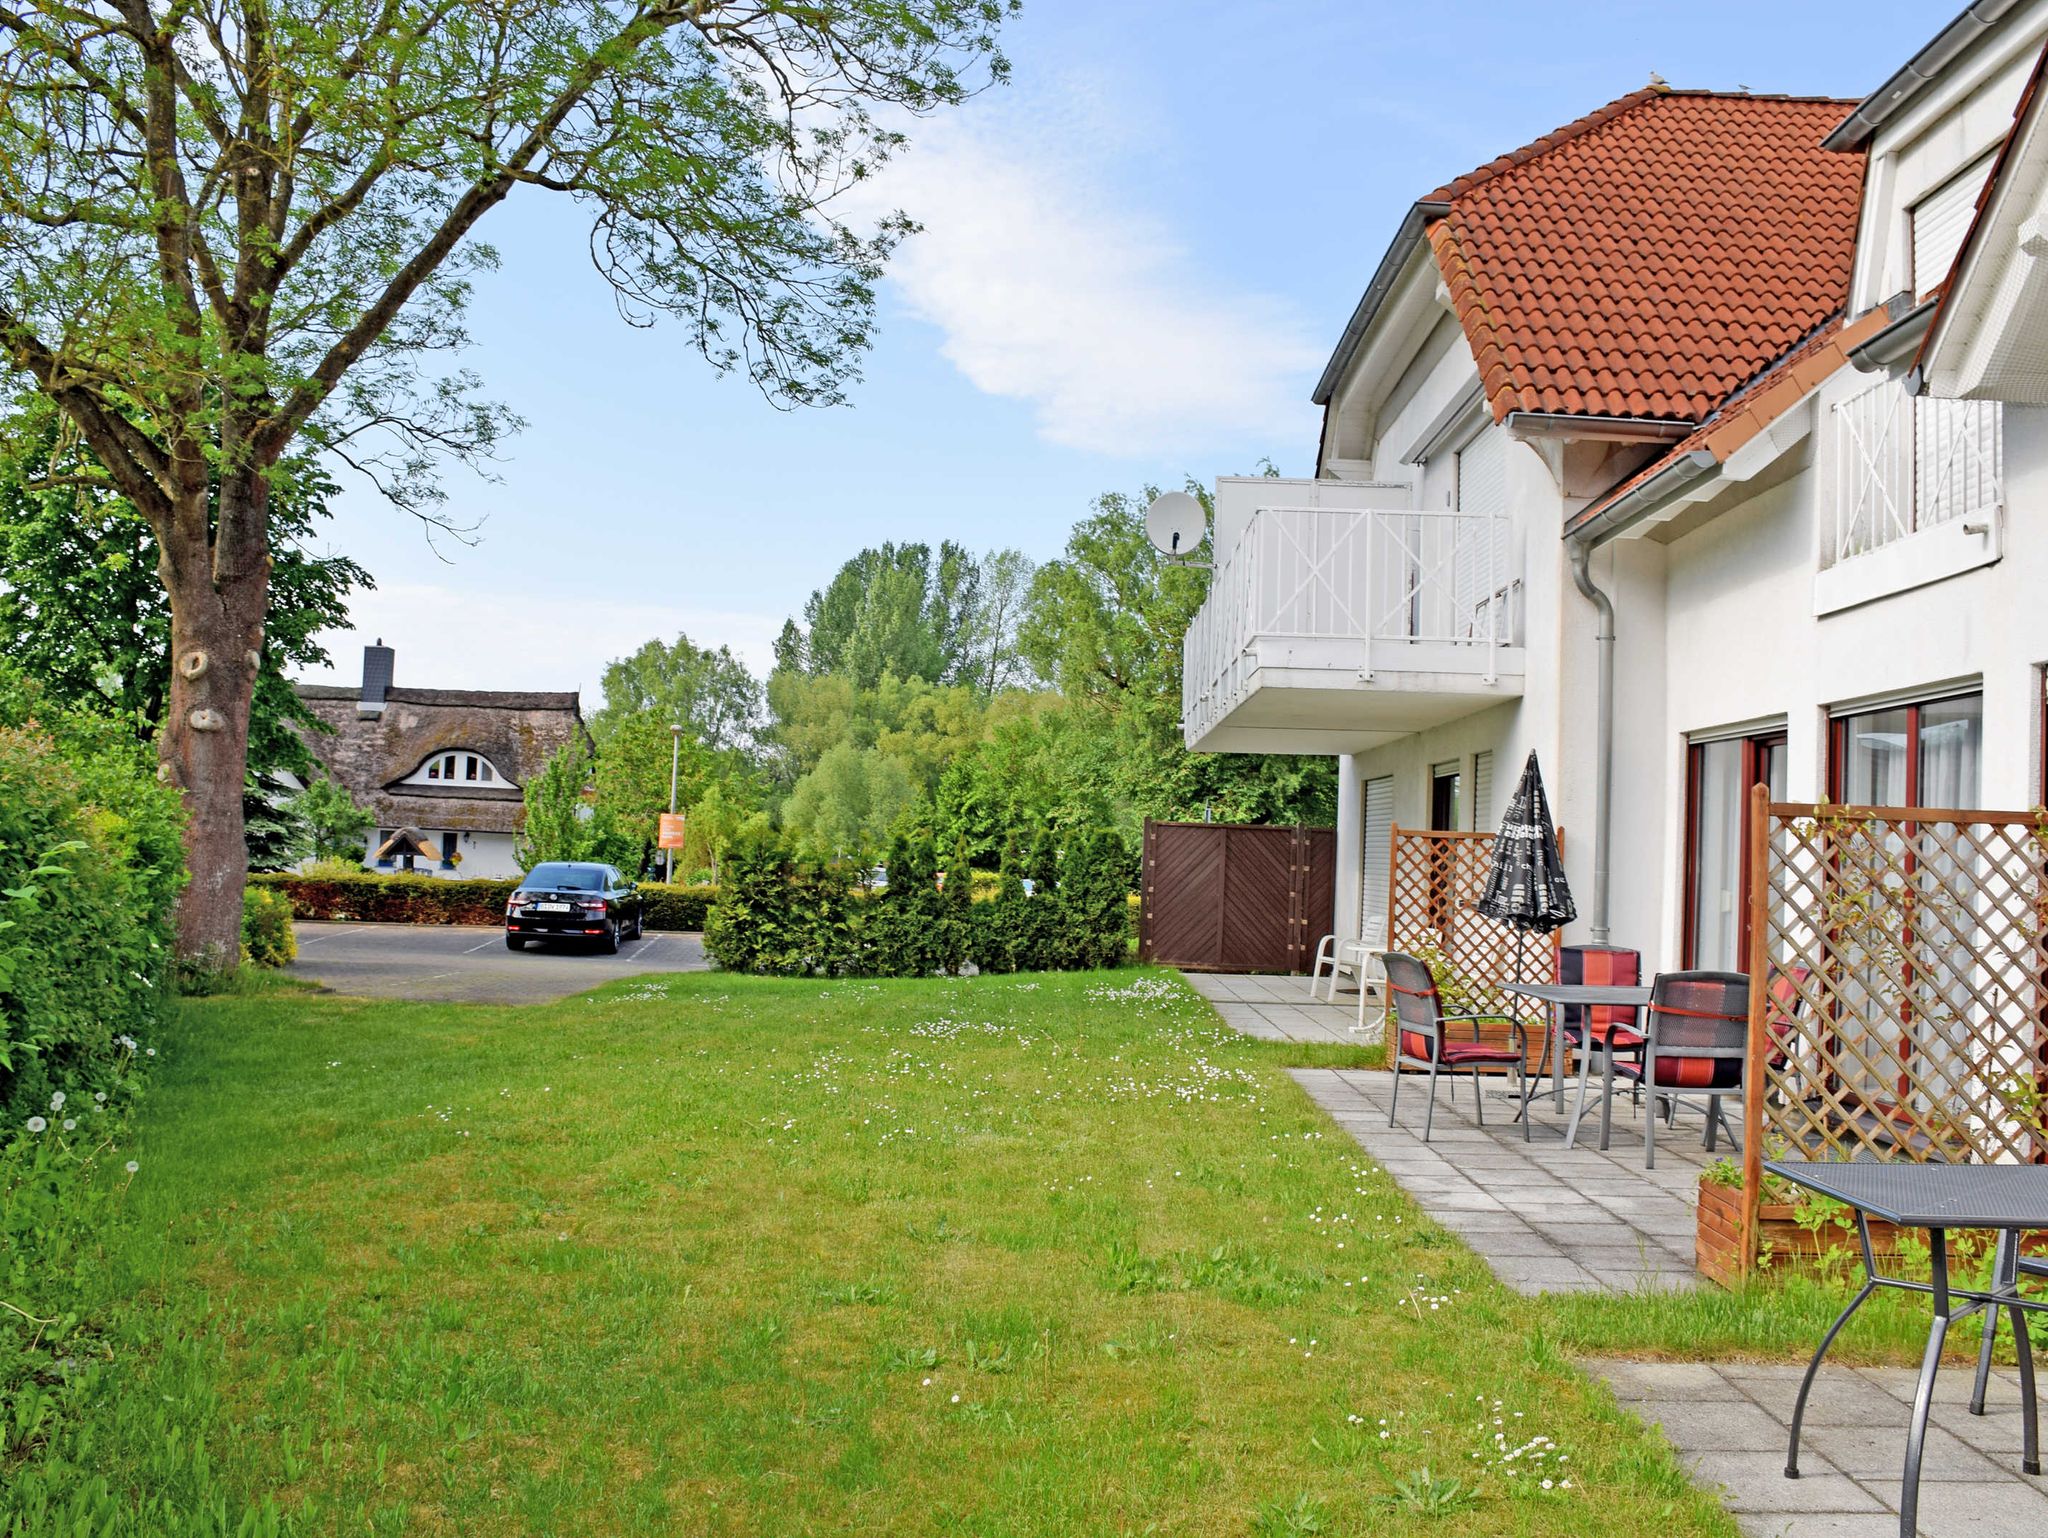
[1599,970,1750,1168]
[1383,951,1530,1143]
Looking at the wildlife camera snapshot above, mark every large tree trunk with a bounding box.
[158,469,271,969]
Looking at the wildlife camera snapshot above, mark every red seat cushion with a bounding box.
[1616,1056,1742,1091]
[1585,1020,1645,1050]
[1438,1042,1525,1065]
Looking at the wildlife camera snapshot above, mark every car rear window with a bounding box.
[523,863,604,890]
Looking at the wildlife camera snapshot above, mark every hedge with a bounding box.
[251,872,718,931]
[250,872,1122,948]
[0,688,184,1122]
[705,827,1135,978]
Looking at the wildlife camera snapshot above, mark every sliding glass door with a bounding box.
[1685,732,1786,971]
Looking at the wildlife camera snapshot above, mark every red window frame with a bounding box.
[1681,732,1786,970]
[1827,691,1981,806]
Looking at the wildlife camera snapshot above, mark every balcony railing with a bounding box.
[1828,382,2001,566]
[1183,506,1517,744]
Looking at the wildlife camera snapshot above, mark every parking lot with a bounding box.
[289,921,707,1004]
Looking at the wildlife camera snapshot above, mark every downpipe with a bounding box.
[1566,536,1613,944]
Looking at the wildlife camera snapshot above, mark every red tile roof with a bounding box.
[1566,304,1900,537]
[1428,89,1867,424]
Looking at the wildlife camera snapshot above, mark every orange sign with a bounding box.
[657,812,687,850]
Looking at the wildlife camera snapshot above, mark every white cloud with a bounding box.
[300,582,782,706]
[851,79,1323,457]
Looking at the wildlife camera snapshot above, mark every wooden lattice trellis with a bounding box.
[1388,826,1562,1059]
[1739,787,2048,1269]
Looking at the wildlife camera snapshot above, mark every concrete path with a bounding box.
[1180,971,1382,1044]
[1289,1067,1707,1294]
[1593,1357,2048,1536]
[289,921,706,1004]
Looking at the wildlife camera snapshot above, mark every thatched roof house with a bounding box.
[293,642,589,877]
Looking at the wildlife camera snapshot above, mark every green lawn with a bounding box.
[9,967,1938,1536]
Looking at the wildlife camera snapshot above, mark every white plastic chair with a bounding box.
[1308,915,1388,1030]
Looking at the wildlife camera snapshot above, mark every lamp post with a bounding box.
[666,723,684,883]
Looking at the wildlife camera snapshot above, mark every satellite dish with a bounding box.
[1144,491,1207,559]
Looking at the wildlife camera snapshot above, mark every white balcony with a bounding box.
[1182,503,1526,755]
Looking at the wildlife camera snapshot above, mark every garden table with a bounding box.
[1497,979,1651,1144]
[1768,1158,2048,1538]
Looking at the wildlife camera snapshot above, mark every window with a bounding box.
[401,751,511,788]
[1830,692,1982,807]
[1684,732,1785,970]
[1470,750,1493,832]
[1429,762,1462,831]
[522,863,607,891]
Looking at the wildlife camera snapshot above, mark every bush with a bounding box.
[705,827,842,975]
[240,885,298,967]
[708,825,1132,979]
[636,882,719,931]
[969,840,1028,974]
[0,678,183,1125]
[1058,830,1137,971]
[251,871,518,924]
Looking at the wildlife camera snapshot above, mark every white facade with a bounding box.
[1184,5,2048,976]
[361,827,523,880]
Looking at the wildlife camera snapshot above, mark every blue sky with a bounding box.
[301,0,1946,701]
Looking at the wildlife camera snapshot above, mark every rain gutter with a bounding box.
[1563,538,1614,945]
[1311,201,1450,405]
[1823,0,2023,150]
[1847,295,1940,374]
[1560,446,1719,946]
[1504,412,1695,444]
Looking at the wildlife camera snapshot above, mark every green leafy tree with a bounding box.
[0,1,1013,966]
[293,776,376,864]
[0,398,369,782]
[775,542,1034,693]
[592,712,713,876]
[590,634,762,752]
[1020,486,1336,829]
[783,742,914,861]
[514,745,631,871]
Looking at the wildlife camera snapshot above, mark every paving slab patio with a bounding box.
[1181,971,1382,1044]
[1283,1066,1709,1295]
[1590,1356,2048,1536]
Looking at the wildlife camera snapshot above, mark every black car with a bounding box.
[505,862,644,953]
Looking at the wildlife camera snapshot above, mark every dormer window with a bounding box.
[402,751,511,788]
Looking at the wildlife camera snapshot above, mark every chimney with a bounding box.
[359,640,394,715]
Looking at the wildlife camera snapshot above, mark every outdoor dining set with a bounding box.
[1311,749,1747,1167]
[1309,750,2048,1538]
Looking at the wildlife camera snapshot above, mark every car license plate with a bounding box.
[534,901,572,913]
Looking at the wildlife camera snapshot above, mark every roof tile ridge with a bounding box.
[1426,86,1666,202]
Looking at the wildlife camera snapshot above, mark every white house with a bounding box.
[1184,1,2048,977]
[294,643,590,879]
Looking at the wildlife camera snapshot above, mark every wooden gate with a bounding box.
[1139,821,1336,973]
